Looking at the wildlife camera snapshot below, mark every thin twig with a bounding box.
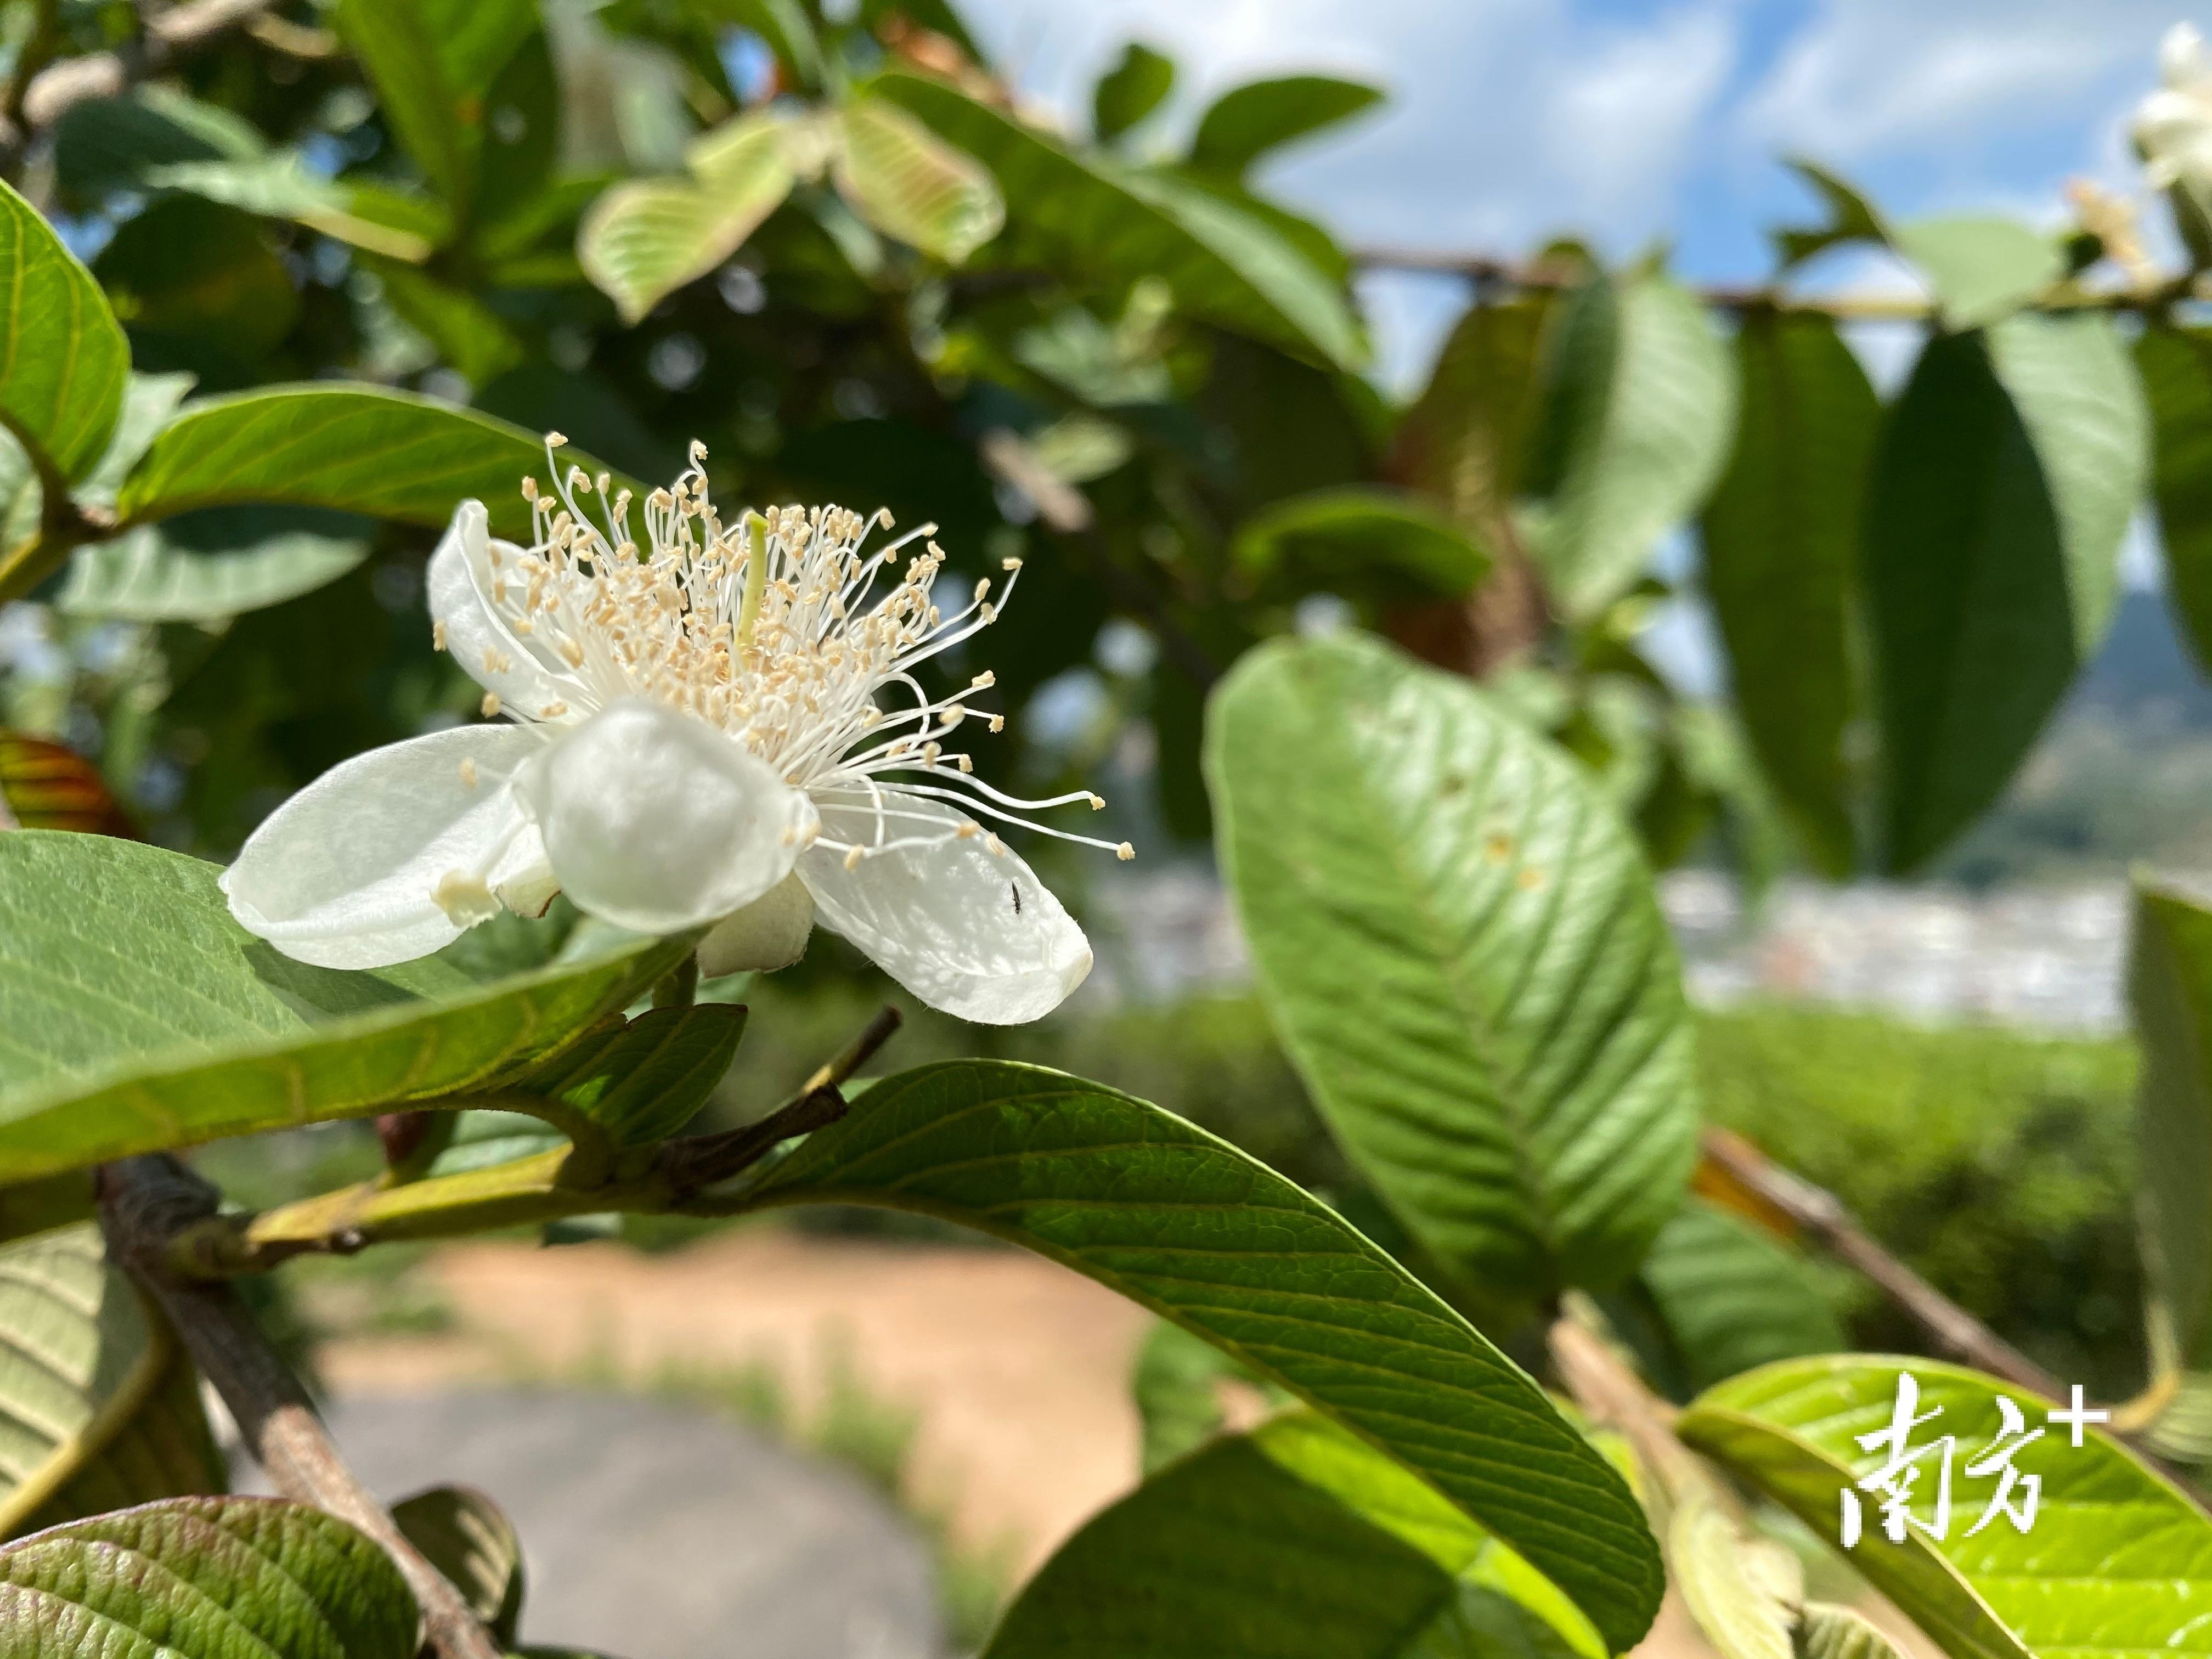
[1348,244,2203,321]
[1699,1127,2067,1401]
[661,1004,901,1199]
[98,1155,501,1659]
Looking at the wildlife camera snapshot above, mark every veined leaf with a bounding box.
[1865,314,2147,872]
[833,94,1002,264]
[77,371,194,509]
[334,0,471,212]
[1092,43,1175,144]
[0,177,128,483]
[471,1003,744,1148]
[1700,311,1877,876]
[1188,75,1385,180]
[1681,1357,2212,1659]
[0,1224,222,1539]
[391,1484,523,1643]
[1668,1489,1803,1659]
[1639,1200,1844,1393]
[0,1495,416,1657]
[1207,634,1701,1312]
[578,111,797,325]
[2135,324,2212,678]
[1798,1604,1910,1659]
[872,70,1365,369]
[0,833,686,1182]
[1891,217,2063,332]
[0,733,135,837]
[113,385,637,544]
[988,1414,1600,1659]
[1232,485,1489,598]
[2129,881,2212,1374]
[1520,271,1734,620]
[734,1059,1664,1653]
[58,527,368,622]
[148,156,438,263]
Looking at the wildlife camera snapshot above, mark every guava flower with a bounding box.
[222,438,1130,1024]
[2135,24,2212,194]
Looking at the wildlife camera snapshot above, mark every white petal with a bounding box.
[797,788,1090,1024]
[516,697,814,935]
[697,872,815,976]
[489,823,560,918]
[222,723,552,968]
[2166,22,2210,88]
[428,499,592,724]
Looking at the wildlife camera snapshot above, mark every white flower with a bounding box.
[221,438,1132,1024]
[2135,24,2212,193]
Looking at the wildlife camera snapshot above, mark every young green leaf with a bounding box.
[469,1003,746,1149]
[1700,311,1878,876]
[0,833,687,1182]
[1519,271,1735,620]
[832,94,1003,264]
[391,1484,524,1643]
[2135,324,2212,677]
[1092,43,1176,144]
[0,1224,223,1540]
[1638,1201,1844,1393]
[0,177,129,484]
[1797,1604,1910,1659]
[0,1496,417,1657]
[988,1414,1601,1659]
[58,526,368,623]
[2129,881,2212,1377]
[112,385,637,543]
[1865,315,2147,872]
[1187,75,1385,180]
[872,70,1365,370]
[1207,634,1701,1314]
[734,1059,1664,1654]
[1231,484,1490,598]
[578,111,798,325]
[1772,158,1887,269]
[75,370,195,509]
[1681,1357,2212,1659]
[1891,216,2064,332]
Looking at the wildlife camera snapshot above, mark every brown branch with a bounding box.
[98,1155,503,1659]
[1348,244,2200,321]
[1699,1127,2066,1401]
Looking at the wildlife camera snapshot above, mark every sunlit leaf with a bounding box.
[833,93,1002,263]
[1207,634,1700,1316]
[2128,881,2212,1378]
[1891,217,2064,332]
[2136,324,2212,679]
[0,177,128,483]
[1092,43,1175,143]
[1188,75,1385,180]
[391,1484,524,1643]
[733,1059,1664,1652]
[58,527,368,622]
[1232,485,1489,598]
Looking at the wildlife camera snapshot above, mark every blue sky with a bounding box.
[960,0,2209,388]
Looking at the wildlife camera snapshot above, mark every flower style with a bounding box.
[2135,24,2212,195]
[221,438,1131,1024]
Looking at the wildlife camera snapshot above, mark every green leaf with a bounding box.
[0,1494,416,1656]
[366,257,526,386]
[577,111,797,325]
[76,371,195,509]
[0,832,687,1183]
[0,176,128,483]
[872,70,1365,370]
[2135,324,2212,679]
[334,0,472,212]
[1668,1489,1803,1659]
[832,93,1003,264]
[146,156,439,262]
[733,1059,1664,1652]
[988,1414,1600,1659]
[1188,75,1385,180]
[1092,43,1175,143]
[1132,1318,1238,1473]
[1699,311,1877,876]
[1392,295,1554,532]
[2128,881,2212,1375]
[1207,633,1701,1312]
[58,527,369,622]
[391,1484,524,1644]
[113,385,637,544]
[1232,485,1490,598]
[1520,272,1734,620]
[1638,1201,1844,1393]
[1865,314,2147,872]
[1773,158,1887,269]
[1891,217,2064,332]
[1681,1356,2212,1659]
[1797,1604,1909,1659]
[0,1224,223,1539]
[479,1003,744,1148]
